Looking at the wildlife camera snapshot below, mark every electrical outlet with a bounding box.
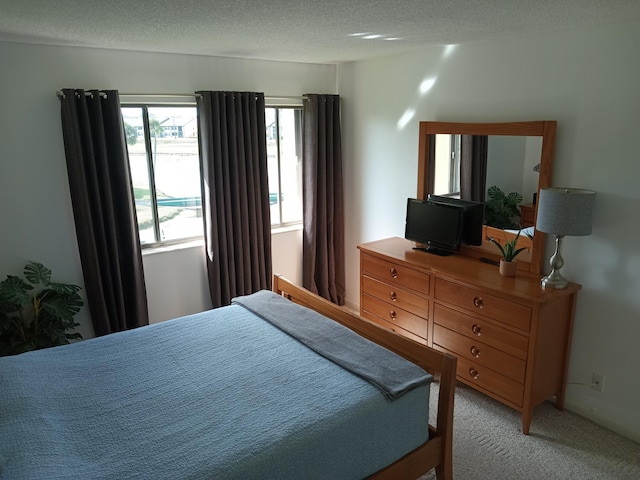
[591,373,605,392]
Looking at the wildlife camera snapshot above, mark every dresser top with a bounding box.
[358,237,581,303]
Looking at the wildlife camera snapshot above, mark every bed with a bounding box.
[0,275,456,480]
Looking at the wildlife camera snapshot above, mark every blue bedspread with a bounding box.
[0,292,431,479]
[233,290,431,399]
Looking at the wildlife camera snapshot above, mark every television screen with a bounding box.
[427,194,484,246]
[404,198,464,256]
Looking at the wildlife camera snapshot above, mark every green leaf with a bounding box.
[48,282,82,295]
[485,185,523,230]
[0,275,33,309]
[0,262,83,356]
[24,262,51,287]
[489,230,528,262]
[40,291,84,321]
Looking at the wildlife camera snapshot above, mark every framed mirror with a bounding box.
[417,121,557,274]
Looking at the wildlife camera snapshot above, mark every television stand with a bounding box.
[358,236,581,435]
[412,246,455,256]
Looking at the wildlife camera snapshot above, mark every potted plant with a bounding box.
[484,185,523,230]
[488,230,529,277]
[0,261,83,356]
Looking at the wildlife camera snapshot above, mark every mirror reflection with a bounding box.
[417,121,557,274]
[431,134,542,229]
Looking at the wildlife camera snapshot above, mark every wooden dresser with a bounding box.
[519,203,536,227]
[358,237,581,434]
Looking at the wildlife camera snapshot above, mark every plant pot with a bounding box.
[499,259,517,277]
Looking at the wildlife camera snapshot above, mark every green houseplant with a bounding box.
[0,261,83,356]
[484,185,523,230]
[488,230,529,276]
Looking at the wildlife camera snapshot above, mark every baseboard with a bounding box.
[565,399,640,444]
[344,299,359,314]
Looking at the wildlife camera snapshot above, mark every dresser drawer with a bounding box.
[433,324,526,383]
[435,278,531,332]
[362,293,429,340]
[456,353,524,407]
[361,311,427,345]
[362,275,428,318]
[361,254,430,295]
[435,345,524,407]
[433,304,528,360]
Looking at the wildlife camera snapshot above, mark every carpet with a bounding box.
[420,382,640,480]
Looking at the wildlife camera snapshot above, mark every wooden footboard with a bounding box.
[273,275,456,480]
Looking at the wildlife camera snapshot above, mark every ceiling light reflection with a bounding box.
[349,32,402,41]
[443,44,457,58]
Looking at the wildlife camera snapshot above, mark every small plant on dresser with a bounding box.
[488,230,529,276]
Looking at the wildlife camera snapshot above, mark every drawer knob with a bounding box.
[469,368,480,380]
[471,324,483,336]
[389,310,397,319]
[473,296,484,308]
[389,291,397,301]
[389,267,398,278]
[470,346,481,358]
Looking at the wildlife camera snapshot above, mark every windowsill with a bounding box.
[141,238,205,256]
[272,223,303,235]
[141,225,301,256]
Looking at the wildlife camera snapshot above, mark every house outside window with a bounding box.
[121,103,303,248]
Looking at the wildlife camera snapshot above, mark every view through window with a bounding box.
[122,106,203,245]
[122,104,303,247]
[266,107,303,227]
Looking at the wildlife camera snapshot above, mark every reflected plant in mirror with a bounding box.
[484,185,523,230]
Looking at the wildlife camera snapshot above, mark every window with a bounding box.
[122,105,203,246]
[266,107,303,227]
[121,103,303,247]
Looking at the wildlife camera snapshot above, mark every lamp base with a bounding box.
[541,269,568,289]
[541,234,569,289]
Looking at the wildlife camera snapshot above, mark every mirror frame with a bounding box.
[417,121,557,274]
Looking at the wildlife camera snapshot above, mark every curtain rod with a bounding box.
[56,90,108,99]
[56,91,308,101]
[120,93,309,101]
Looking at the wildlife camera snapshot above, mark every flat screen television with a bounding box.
[404,198,464,256]
[427,194,484,246]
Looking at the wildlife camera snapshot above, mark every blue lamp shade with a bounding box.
[536,188,596,237]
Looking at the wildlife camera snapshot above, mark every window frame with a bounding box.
[121,99,304,250]
[266,105,303,230]
[121,102,204,249]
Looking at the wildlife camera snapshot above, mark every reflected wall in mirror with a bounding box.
[417,121,557,274]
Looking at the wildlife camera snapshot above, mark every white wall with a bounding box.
[339,20,640,442]
[143,227,302,325]
[0,41,333,335]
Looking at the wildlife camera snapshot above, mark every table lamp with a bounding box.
[535,188,596,289]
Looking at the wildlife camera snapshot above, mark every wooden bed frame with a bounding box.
[273,274,457,480]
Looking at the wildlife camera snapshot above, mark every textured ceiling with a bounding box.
[1,0,639,64]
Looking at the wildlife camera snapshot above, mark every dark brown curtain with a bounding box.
[427,134,437,194]
[196,91,272,308]
[59,88,148,336]
[460,135,489,203]
[302,94,345,305]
